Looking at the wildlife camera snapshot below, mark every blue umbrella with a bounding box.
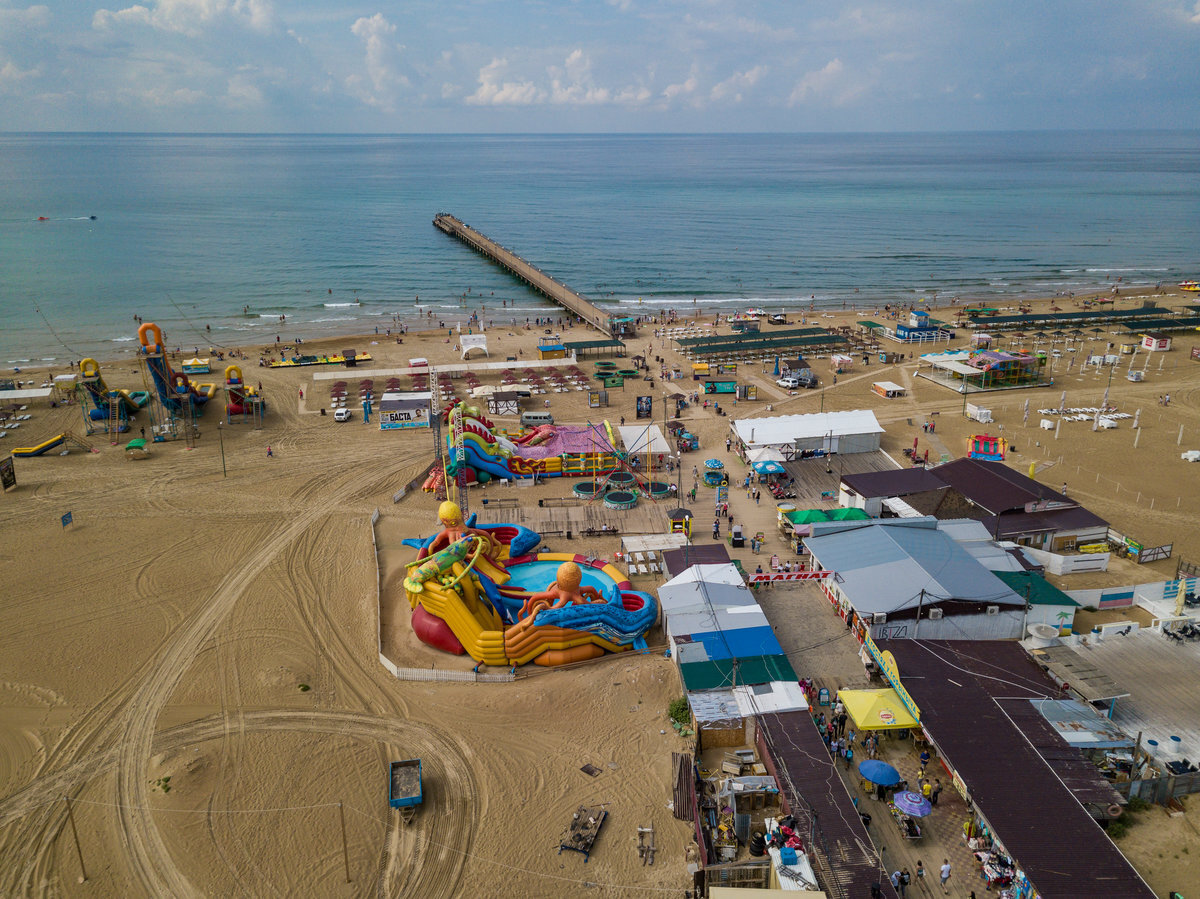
[704,458,724,470]
[753,460,786,475]
[857,759,902,786]
[892,790,932,817]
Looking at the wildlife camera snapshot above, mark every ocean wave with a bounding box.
[111,336,136,342]
[323,302,360,308]
[306,316,356,323]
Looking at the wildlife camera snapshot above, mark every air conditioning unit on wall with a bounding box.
[986,605,1000,616]
[927,608,944,620]
[873,613,887,625]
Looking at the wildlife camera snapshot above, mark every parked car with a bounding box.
[777,376,801,389]
[334,407,353,422]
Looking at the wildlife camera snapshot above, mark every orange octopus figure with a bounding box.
[426,500,501,559]
[519,561,604,619]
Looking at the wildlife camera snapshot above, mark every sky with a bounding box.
[1,0,1198,132]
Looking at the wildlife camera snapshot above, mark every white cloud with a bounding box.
[0,59,42,92]
[466,58,542,105]
[709,65,765,103]
[0,5,50,30]
[1190,1,1200,23]
[224,72,262,107]
[93,0,273,38]
[787,58,866,107]
[662,75,697,102]
[351,12,408,98]
[547,49,611,105]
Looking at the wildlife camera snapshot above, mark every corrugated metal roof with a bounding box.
[756,712,895,899]
[804,523,1025,613]
[674,625,783,661]
[841,466,947,499]
[731,409,884,448]
[882,640,1153,899]
[679,654,796,691]
[661,545,731,577]
[687,688,742,727]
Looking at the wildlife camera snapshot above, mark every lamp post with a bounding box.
[217,420,226,478]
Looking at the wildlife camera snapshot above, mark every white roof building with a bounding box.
[731,409,884,456]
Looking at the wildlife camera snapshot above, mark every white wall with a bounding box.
[1023,546,1110,574]
[870,609,1024,641]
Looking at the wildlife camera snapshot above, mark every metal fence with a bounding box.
[388,667,515,684]
[1114,771,1200,804]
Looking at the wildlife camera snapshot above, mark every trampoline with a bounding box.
[607,471,637,489]
[572,483,606,498]
[604,491,638,511]
[646,482,672,497]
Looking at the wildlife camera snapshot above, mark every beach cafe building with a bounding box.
[731,409,884,460]
[802,518,1026,642]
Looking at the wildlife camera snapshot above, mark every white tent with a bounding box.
[746,446,786,464]
[617,424,671,455]
[460,334,488,359]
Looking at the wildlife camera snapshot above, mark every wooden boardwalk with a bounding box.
[472,497,669,537]
[433,214,614,337]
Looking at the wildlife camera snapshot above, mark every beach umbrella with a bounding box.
[704,458,724,470]
[858,760,902,786]
[892,791,932,817]
[1069,329,1084,336]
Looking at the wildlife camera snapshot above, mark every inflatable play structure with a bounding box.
[78,358,149,425]
[224,364,264,417]
[402,502,657,667]
[422,405,623,489]
[137,323,218,413]
[967,433,1007,461]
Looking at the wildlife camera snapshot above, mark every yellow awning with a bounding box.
[839,688,919,731]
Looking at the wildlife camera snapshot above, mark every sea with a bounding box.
[2,131,1198,367]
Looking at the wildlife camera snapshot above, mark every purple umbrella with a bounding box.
[893,790,932,817]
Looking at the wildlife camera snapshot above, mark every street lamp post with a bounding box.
[217,420,226,478]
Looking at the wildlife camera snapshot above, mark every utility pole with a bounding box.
[217,420,226,478]
[914,589,925,639]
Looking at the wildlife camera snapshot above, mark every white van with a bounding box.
[521,411,554,427]
[333,408,353,422]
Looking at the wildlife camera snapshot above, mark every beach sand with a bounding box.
[1,286,1197,894]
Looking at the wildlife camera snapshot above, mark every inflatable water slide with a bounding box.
[224,365,264,416]
[137,323,217,412]
[78,358,149,421]
[402,505,657,668]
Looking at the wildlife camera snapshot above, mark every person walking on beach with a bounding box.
[939,859,951,893]
[266,446,273,457]
[930,779,942,806]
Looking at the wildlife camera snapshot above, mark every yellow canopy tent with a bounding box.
[838,688,918,731]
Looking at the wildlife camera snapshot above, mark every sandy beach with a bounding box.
[1,285,1198,895]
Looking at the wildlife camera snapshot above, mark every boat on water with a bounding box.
[1180,280,1199,292]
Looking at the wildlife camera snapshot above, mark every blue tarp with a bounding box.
[677,626,782,661]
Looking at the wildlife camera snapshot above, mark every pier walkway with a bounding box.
[433,214,615,337]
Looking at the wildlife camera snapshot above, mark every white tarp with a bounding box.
[620,533,689,554]
[746,446,786,464]
[732,410,884,449]
[617,424,670,455]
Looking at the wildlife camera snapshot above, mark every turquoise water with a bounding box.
[503,559,616,592]
[2,131,1198,364]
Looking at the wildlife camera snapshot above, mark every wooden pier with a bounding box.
[433,213,615,337]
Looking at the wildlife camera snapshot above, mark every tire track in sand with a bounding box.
[112,463,397,899]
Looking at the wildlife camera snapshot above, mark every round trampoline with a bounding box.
[647,481,672,497]
[607,471,637,489]
[616,369,640,378]
[604,490,638,510]
[594,361,616,369]
[572,483,606,498]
